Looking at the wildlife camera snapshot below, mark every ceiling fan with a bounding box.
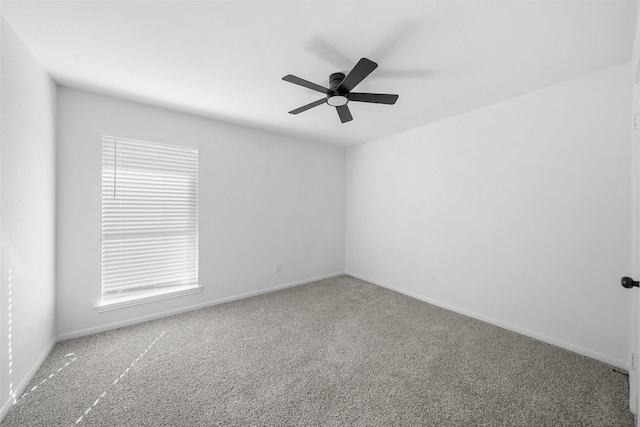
[282,58,399,123]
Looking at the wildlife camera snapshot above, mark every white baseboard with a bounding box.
[0,336,56,421]
[345,271,627,370]
[57,271,346,342]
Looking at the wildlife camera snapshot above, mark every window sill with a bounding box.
[95,285,203,312]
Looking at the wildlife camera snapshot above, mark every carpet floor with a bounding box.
[1,275,634,426]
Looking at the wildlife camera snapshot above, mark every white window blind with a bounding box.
[101,135,198,304]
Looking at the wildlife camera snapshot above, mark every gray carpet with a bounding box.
[1,275,634,426]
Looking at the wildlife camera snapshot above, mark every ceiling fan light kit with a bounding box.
[283,58,399,123]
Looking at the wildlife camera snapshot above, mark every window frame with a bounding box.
[96,135,201,311]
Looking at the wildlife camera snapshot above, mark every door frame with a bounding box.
[632,82,639,419]
[631,6,640,422]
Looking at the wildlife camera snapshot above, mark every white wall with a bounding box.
[0,19,57,416]
[56,88,345,338]
[346,63,633,368]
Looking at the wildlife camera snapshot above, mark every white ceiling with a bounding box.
[2,1,637,147]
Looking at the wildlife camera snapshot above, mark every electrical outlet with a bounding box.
[275,263,281,273]
[431,274,437,284]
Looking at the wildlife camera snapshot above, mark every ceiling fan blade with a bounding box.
[348,92,399,105]
[288,98,326,115]
[337,58,378,93]
[336,105,353,123]
[282,75,329,94]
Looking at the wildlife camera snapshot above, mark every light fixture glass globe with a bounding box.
[326,95,348,107]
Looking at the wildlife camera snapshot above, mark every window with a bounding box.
[98,135,200,310]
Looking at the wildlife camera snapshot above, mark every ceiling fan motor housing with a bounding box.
[327,72,348,106]
[329,73,346,91]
